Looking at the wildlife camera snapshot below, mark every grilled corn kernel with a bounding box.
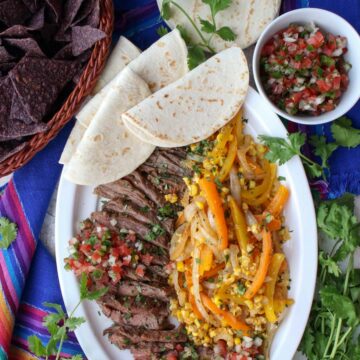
[177,261,185,272]
[234,337,241,345]
[240,178,245,186]
[209,330,217,338]
[165,194,178,203]
[190,184,199,197]
[196,201,204,210]
[203,323,209,331]
[221,187,230,194]
[183,177,191,186]
[194,319,201,328]
[249,180,256,189]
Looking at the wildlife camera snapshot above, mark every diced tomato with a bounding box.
[111,247,121,258]
[83,229,92,239]
[80,244,92,255]
[119,244,131,256]
[175,344,184,352]
[307,31,324,48]
[317,79,332,92]
[261,43,275,56]
[126,232,137,242]
[341,74,349,89]
[135,264,145,277]
[332,75,341,90]
[91,250,102,263]
[291,92,303,103]
[166,353,178,360]
[302,57,312,69]
[321,102,335,112]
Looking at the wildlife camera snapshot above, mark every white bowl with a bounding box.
[253,8,360,125]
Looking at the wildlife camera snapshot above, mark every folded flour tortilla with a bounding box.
[59,36,141,164]
[63,68,154,186]
[122,47,249,147]
[60,29,188,165]
[157,0,281,51]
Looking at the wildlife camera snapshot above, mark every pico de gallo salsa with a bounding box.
[260,23,351,116]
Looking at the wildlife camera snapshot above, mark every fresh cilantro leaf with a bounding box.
[43,312,63,337]
[331,116,360,148]
[216,26,236,41]
[161,0,171,20]
[320,286,359,327]
[309,135,338,169]
[200,19,216,33]
[28,336,47,357]
[202,0,232,16]
[158,204,177,219]
[68,356,83,360]
[79,272,89,300]
[83,286,108,301]
[157,25,169,37]
[258,132,306,165]
[303,162,323,179]
[319,251,341,278]
[187,45,206,70]
[43,302,65,317]
[65,317,86,331]
[278,176,286,181]
[176,25,192,44]
[0,217,17,249]
[299,327,315,358]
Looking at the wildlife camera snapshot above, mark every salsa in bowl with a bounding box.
[253,8,360,125]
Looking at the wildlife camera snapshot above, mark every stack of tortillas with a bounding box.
[157,0,281,51]
[61,30,249,186]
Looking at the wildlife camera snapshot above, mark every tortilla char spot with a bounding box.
[170,60,176,68]
[156,101,163,110]
[122,147,130,155]
[172,112,176,117]
[123,132,128,139]
[164,94,169,98]
[155,117,159,123]
[93,134,103,142]
[157,41,165,48]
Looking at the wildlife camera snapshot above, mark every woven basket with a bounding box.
[0,0,114,177]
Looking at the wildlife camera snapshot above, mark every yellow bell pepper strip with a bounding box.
[242,164,277,206]
[208,123,233,161]
[264,185,290,218]
[241,160,271,199]
[264,253,285,323]
[274,298,294,314]
[201,262,225,280]
[244,230,273,299]
[199,244,213,276]
[198,178,228,250]
[218,136,238,182]
[246,156,265,176]
[228,195,249,254]
[200,293,250,333]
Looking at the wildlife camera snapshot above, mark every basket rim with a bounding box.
[0,0,114,177]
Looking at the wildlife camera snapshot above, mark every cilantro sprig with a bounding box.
[0,217,17,249]
[160,0,236,69]
[28,274,108,360]
[258,116,360,180]
[299,194,360,359]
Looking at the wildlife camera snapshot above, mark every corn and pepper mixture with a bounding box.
[168,110,293,359]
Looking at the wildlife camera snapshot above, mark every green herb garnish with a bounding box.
[0,217,17,249]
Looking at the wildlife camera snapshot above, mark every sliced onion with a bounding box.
[245,210,262,241]
[202,281,217,291]
[192,246,212,322]
[207,208,216,231]
[184,202,199,222]
[214,330,234,347]
[230,166,241,207]
[170,223,190,261]
[173,268,186,306]
[237,148,254,179]
[187,153,205,162]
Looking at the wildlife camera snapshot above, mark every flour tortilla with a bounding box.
[93,36,141,93]
[59,36,141,164]
[63,68,155,186]
[123,47,249,147]
[157,0,281,51]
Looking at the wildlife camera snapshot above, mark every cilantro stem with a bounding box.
[168,1,216,53]
[55,300,82,360]
[323,313,337,358]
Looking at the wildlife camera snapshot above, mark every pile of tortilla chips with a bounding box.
[0,0,106,162]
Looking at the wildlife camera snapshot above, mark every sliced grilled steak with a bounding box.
[99,303,170,330]
[125,170,165,207]
[95,179,155,209]
[123,267,167,284]
[116,280,174,302]
[148,173,187,195]
[147,265,168,279]
[91,211,169,249]
[99,293,169,317]
[104,324,187,343]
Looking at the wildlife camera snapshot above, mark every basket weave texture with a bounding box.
[0,0,114,177]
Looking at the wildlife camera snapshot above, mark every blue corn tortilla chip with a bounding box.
[45,0,62,23]
[27,6,45,29]
[10,92,33,124]
[9,56,80,123]
[62,0,85,30]
[22,0,40,13]
[0,117,48,141]
[72,25,105,56]
[0,46,14,62]
[0,0,31,27]
[4,38,44,57]
[0,61,16,73]
[73,0,97,26]
[0,140,27,162]
[83,0,100,28]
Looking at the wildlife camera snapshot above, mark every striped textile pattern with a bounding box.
[0,1,358,359]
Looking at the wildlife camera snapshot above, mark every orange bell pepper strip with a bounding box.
[244,230,273,299]
[199,244,213,276]
[228,195,249,254]
[266,218,282,231]
[218,136,238,182]
[185,268,203,320]
[264,253,285,323]
[264,185,289,218]
[246,156,265,176]
[241,160,271,199]
[199,178,228,250]
[200,293,250,333]
[201,262,225,280]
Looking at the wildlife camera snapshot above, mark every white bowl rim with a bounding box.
[253,7,360,125]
